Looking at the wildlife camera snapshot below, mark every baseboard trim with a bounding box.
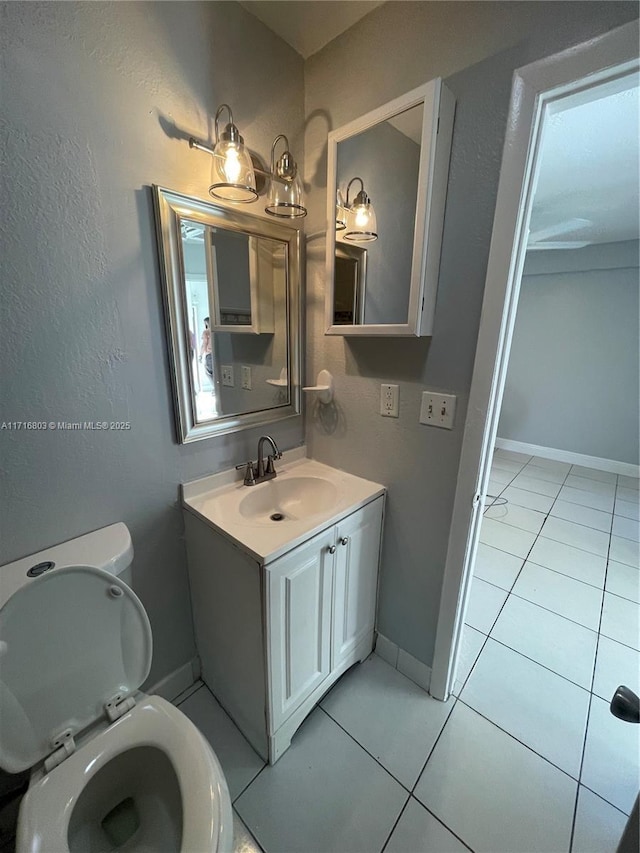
[374,633,432,693]
[146,656,200,702]
[495,438,640,478]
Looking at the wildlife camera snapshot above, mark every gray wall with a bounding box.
[1,1,304,686]
[337,121,420,324]
[304,1,638,668]
[498,241,640,465]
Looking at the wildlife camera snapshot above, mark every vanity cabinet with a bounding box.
[183,495,384,764]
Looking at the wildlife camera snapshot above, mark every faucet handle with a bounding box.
[235,461,256,486]
[266,455,277,475]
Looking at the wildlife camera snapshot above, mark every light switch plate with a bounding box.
[380,384,399,418]
[222,365,234,387]
[241,365,252,390]
[420,391,456,429]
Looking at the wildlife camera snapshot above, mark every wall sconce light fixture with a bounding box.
[189,107,306,216]
[343,177,377,242]
[265,135,306,218]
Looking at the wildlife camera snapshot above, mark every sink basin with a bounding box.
[239,476,338,523]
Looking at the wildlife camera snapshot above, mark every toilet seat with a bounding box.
[15,695,233,853]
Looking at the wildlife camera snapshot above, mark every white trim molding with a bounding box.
[374,633,432,692]
[495,438,640,478]
[430,20,640,703]
[146,656,200,702]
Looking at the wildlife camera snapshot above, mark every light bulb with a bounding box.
[223,147,242,183]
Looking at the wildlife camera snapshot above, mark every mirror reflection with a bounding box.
[153,186,301,443]
[334,102,423,325]
[180,220,288,424]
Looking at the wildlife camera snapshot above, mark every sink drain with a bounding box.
[270,512,285,522]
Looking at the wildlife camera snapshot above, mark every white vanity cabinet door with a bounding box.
[266,527,335,733]
[332,498,384,668]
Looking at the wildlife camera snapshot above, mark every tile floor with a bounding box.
[174,449,639,853]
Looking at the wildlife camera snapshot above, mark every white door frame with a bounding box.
[430,19,639,702]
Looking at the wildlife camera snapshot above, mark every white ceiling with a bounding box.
[240,1,384,59]
[531,74,640,246]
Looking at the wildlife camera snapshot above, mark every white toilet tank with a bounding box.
[0,522,135,606]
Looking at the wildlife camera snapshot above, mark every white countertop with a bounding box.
[181,451,385,564]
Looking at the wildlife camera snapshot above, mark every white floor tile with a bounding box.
[320,656,454,789]
[490,466,517,485]
[570,465,617,484]
[615,498,640,521]
[617,485,640,504]
[600,592,640,651]
[571,786,628,853]
[492,457,526,474]
[491,596,597,689]
[550,500,612,534]
[612,514,640,542]
[609,535,639,568]
[593,635,640,703]
[541,516,610,557]
[510,472,562,497]
[464,577,508,635]
[233,810,264,853]
[512,562,603,630]
[484,502,546,535]
[494,449,532,464]
[179,686,265,800]
[235,709,406,853]
[530,456,572,473]
[479,518,537,558]
[605,560,640,604]
[559,484,615,513]
[522,463,567,484]
[501,485,555,513]
[565,475,616,498]
[461,639,590,777]
[617,475,640,491]
[581,695,640,814]
[473,543,524,590]
[486,478,507,501]
[528,537,606,588]
[453,624,485,695]
[384,798,468,853]
[414,703,576,853]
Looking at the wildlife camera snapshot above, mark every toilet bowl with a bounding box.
[0,524,233,853]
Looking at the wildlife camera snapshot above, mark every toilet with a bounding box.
[0,523,233,853]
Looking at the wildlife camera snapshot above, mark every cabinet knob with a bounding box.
[340,537,349,546]
[328,545,337,554]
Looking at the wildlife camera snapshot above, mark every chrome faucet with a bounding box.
[235,435,282,486]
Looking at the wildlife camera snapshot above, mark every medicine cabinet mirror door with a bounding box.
[325,79,455,337]
[153,186,301,443]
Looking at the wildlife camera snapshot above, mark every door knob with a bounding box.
[328,545,336,554]
[340,537,349,546]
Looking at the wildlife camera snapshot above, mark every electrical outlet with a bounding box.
[420,391,456,429]
[241,365,252,390]
[380,384,399,418]
[221,364,234,387]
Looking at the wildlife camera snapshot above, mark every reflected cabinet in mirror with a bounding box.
[153,187,301,443]
[325,79,455,336]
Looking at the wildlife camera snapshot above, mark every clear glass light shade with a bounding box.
[265,172,306,218]
[209,138,257,203]
[344,200,378,242]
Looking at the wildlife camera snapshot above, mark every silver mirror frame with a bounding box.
[153,186,302,443]
[325,79,453,337]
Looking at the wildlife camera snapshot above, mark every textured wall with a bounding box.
[0,1,304,686]
[499,241,640,465]
[303,1,638,668]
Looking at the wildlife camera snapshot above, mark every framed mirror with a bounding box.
[153,186,301,443]
[325,79,455,337]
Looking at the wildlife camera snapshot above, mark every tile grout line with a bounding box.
[378,794,412,853]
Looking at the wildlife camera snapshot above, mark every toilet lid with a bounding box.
[0,565,152,774]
